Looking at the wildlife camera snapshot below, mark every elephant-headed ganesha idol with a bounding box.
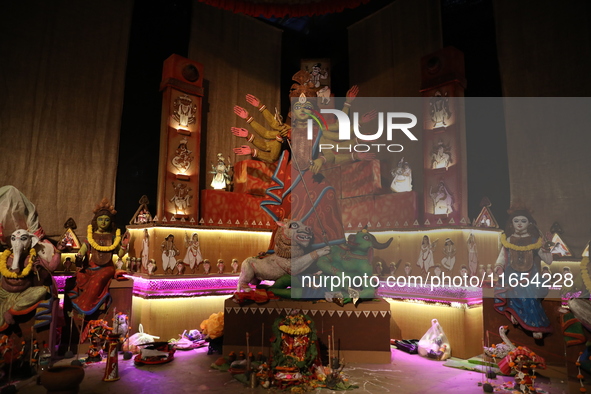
[0,229,56,333]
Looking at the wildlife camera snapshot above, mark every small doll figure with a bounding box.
[63,257,73,272]
[478,264,485,278]
[404,262,412,277]
[210,153,232,190]
[176,261,186,275]
[433,264,442,278]
[130,257,138,272]
[485,264,494,285]
[389,261,397,276]
[563,266,571,275]
[231,258,239,274]
[217,259,225,274]
[374,261,383,276]
[203,259,211,275]
[112,312,129,339]
[147,259,157,275]
[459,265,468,278]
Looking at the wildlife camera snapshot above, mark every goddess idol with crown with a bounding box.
[232,71,375,250]
[68,198,126,316]
[494,204,553,339]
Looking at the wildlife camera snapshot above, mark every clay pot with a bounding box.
[40,366,85,394]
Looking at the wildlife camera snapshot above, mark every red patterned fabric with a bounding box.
[233,160,277,196]
[200,190,276,228]
[320,166,342,201]
[338,160,382,198]
[340,192,418,229]
[340,195,374,228]
[197,0,370,18]
[290,170,344,247]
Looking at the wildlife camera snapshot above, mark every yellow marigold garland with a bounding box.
[87,225,121,252]
[500,233,543,251]
[279,324,311,336]
[0,248,36,278]
[278,314,311,335]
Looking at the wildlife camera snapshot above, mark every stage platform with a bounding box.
[223,298,392,364]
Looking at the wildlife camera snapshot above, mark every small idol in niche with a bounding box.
[170,182,192,215]
[431,141,452,170]
[171,138,194,174]
[390,158,412,193]
[217,259,225,274]
[430,181,454,215]
[308,63,328,88]
[210,153,232,190]
[429,91,452,127]
[231,259,239,274]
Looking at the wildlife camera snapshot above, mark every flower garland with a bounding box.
[279,323,311,336]
[278,314,312,336]
[500,233,543,251]
[87,225,121,252]
[0,248,36,278]
[580,257,591,293]
[502,346,545,394]
[272,314,317,370]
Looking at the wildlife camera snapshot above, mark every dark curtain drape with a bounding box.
[494,0,591,255]
[348,0,442,97]
[347,0,442,194]
[189,2,282,172]
[197,0,370,17]
[0,0,134,239]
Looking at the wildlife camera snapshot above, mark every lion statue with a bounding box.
[237,219,330,292]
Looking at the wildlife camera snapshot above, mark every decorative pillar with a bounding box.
[156,54,204,224]
[420,47,469,226]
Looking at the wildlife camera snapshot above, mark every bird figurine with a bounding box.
[483,325,516,359]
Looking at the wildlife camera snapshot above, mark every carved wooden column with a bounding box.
[420,47,469,226]
[156,54,204,224]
